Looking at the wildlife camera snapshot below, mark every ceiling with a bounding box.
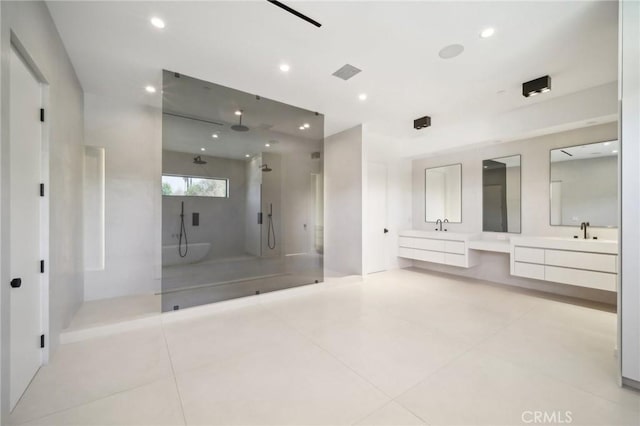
[46,1,618,145]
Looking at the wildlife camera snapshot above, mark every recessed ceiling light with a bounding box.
[200,148,205,152]
[235,110,242,116]
[299,126,305,130]
[358,93,367,101]
[303,123,310,128]
[145,85,156,93]
[613,150,619,153]
[212,134,218,138]
[438,44,464,59]
[150,17,165,29]
[279,64,290,72]
[265,143,271,147]
[603,142,611,146]
[480,27,495,38]
[245,154,250,158]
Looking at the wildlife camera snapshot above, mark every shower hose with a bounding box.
[178,201,188,258]
[267,206,276,250]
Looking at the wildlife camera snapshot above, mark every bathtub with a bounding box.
[162,242,210,266]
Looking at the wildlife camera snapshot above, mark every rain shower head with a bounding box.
[231,110,249,132]
[193,155,207,165]
[260,164,272,172]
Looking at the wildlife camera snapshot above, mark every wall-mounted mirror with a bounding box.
[550,140,618,227]
[425,164,462,223]
[482,155,521,233]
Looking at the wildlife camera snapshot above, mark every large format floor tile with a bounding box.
[307,310,470,397]
[10,326,173,425]
[11,269,639,426]
[163,305,308,374]
[22,379,184,426]
[475,301,640,412]
[176,342,389,425]
[398,349,638,426]
[354,401,426,425]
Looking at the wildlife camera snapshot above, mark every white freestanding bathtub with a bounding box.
[162,242,211,266]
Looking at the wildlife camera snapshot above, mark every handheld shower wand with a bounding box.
[178,201,188,258]
[267,203,276,250]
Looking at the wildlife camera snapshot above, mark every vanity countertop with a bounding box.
[399,230,481,241]
[510,236,618,254]
[468,240,511,253]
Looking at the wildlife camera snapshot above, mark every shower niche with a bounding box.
[161,70,324,311]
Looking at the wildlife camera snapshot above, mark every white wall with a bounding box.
[400,82,618,158]
[324,125,364,276]
[83,93,161,300]
[411,123,618,303]
[0,1,85,421]
[162,150,247,259]
[620,0,640,387]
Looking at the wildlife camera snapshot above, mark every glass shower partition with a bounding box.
[160,70,324,311]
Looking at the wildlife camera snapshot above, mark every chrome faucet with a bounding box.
[580,222,590,239]
[435,219,443,231]
[443,218,449,231]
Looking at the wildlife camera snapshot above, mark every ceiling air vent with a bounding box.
[332,64,362,81]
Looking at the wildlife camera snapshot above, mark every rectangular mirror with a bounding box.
[483,155,521,233]
[550,140,618,227]
[425,164,462,223]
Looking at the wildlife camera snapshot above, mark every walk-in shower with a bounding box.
[161,70,324,312]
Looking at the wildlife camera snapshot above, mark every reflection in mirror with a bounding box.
[425,164,462,223]
[161,70,324,312]
[482,155,521,233]
[550,140,618,227]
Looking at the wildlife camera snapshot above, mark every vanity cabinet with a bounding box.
[398,231,479,268]
[510,237,618,292]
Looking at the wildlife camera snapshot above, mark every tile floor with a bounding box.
[10,268,640,425]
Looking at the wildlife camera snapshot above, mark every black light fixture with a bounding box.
[523,75,551,97]
[414,115,431,130]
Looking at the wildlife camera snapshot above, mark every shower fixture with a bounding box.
[260,164,272,172]
[267,203,276,250]
[178,201,188,258]
[231,110,249,132]
[193,155,207,165]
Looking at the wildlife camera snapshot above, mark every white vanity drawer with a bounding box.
[514,247,545,264]
[399,237,445,252]
[398,247,446,264]
[545,266,617,292]
[544,250,617,273]
[444,241,465,254]
[445,253,466,267]
[514,262,545,280]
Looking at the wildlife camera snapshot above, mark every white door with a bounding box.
[366,163,388,274]
[9,47,43,410]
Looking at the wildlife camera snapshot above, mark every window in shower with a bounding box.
[162,174,229,198]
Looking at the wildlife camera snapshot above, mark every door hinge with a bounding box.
[40,334,45,348]
[40,183,45,197]
[40,260,45,274]
[40,108,45,122]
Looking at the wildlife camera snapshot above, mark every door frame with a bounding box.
[9,33,50,367]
